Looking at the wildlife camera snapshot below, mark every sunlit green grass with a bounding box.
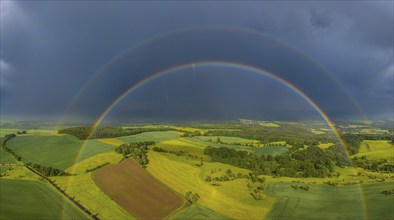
[115,131,180,143]
[0,148,21,164]
[0,179,88,220]
[171,205,227,220]
[7,135,114,170]
[147,151,275,219]
[354,140,394,161]
[51,152,133,220]
[266,182,394,219]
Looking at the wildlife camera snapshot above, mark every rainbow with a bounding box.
[67,61,367,218]
[56,26,366,131]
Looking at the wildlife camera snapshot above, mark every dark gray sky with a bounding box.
[1,1,393,121]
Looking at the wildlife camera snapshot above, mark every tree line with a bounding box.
[1,134,21,161]
[58,126,177,140]
[204,145,351,178]
[25,162,69,176]
[352,156,394,173]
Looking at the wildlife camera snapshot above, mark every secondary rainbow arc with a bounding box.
[55,26,366,132]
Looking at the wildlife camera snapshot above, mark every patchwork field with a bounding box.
[147,151,275,219]
[51,152,132,220]
[0,179,88,220]
[266,182,394,220]
[115,131,180,143]
[93,158,184,219]
[7,135,114,170]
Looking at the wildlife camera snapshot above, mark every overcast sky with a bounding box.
[1,1,393,121]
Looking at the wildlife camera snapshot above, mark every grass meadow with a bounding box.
[7,135,114,170]
[266,182,394,219]
[115,131,180,143]
[0,179,88,220]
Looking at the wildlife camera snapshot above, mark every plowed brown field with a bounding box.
[93,158,184,219]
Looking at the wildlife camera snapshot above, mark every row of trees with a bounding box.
[25,162,69,176]
[1,134,21,161]
[352,156,394,173]
[85,162,110,173]
[114,141,155,167]
[59,126,176,140]
[204,145,351,178]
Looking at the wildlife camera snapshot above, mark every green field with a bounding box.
[0,129,20,137]
[253,146,289,156]
[0,166,10,173]
[7,135,114,170]
[115,131,180,143]
[171,205,228,220]
[186,137,290,156]
[354,140,394,161]
[0,128,56,137]
[185,137,256,152]
[194,136,259,145]
[147,151,275,219]
[0,148,20,164]
[266,182,394,219]
[155,138,209,160]
[0,179,88,220]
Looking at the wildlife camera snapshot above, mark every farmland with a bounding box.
[0,179,88,220]
[354,140,394,161]
[147,151,276,219]
[194,136,260,145]
[0,122,393,220]
[51,152,133,220]
[265,182,394,219]
[0,148,20,164]
[93,158,184,219]
[7,135,114,170]
[171,204,227,220]
[154,138,209,159]
[115,131,180,143]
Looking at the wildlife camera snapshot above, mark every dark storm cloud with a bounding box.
[310,10,331,28]
[1,1,392,120]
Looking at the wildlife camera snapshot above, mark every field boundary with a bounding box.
[25,165,98,219]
